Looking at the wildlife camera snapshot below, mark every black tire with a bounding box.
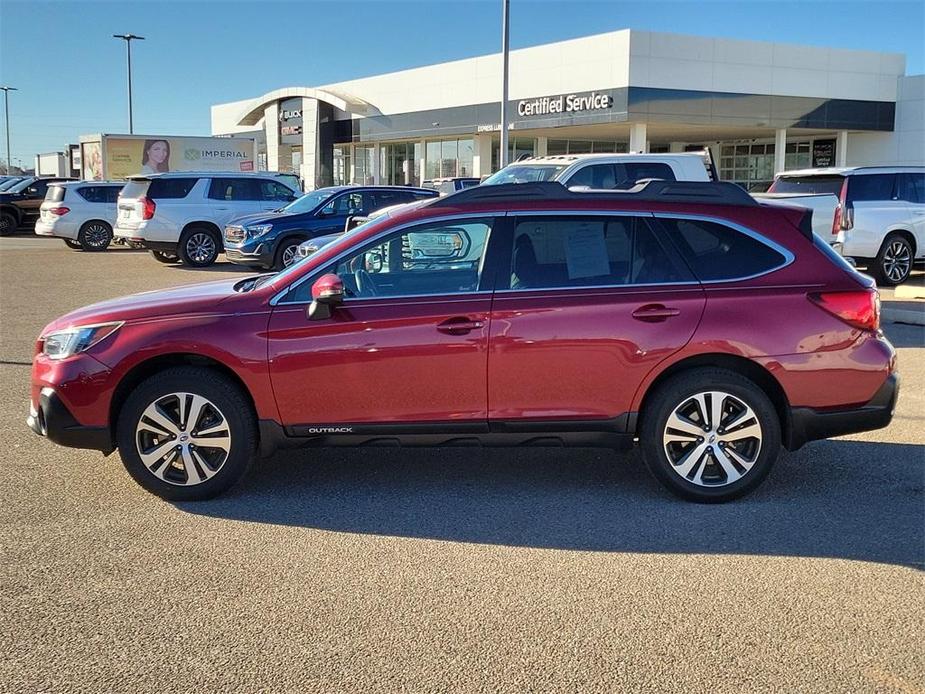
[0,212,17,236]
[639,368,781,503]
[178,225,221,267]
[115,367,257,501]
[77,220,113,252]
[872,233,914,287]
[274,237,303,270]
[63,239,82,250]
[151,250,180,264]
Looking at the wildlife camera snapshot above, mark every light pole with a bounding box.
[499,0,510,168]
[0,86,16,174]
[112,34,145,133]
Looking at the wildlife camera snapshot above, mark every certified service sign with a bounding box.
[518,91,613,117]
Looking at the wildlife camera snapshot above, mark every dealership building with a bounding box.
[210,29,924,190]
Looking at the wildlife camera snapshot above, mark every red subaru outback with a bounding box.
[28,181,898,502]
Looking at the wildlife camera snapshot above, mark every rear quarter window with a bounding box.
[76,186,115,203]
[847,174,896,202]
[45,185,66,203]
[147,178,199,199]
[660,217,788,281]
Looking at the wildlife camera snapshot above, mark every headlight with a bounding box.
[246,224,273,239]
[42,322,122,360]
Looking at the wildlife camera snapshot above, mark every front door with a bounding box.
[487,213,705,425]
[313,190,376,236]
[267,216,496,429]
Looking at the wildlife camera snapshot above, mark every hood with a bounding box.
[42,276,254,334]
[228,210,295,227]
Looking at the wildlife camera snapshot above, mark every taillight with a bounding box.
[809,289,880,331]
[48,207,69,216]
[832,178,851,235]
[141,196,156,220]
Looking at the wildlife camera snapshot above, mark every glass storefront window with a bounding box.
[333,146,351,186]
[354,145,375,185]
[544,138,627,156]
[379,142,419,186]
[423,138,473,180]
[718,139,812,190]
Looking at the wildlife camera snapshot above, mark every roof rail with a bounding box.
[432,180,757,207]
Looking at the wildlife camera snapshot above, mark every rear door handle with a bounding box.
[632,304,681,322]
[437,316,484,335]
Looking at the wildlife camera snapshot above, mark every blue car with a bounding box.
[223,185,438,270]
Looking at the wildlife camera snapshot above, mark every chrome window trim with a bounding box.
[270,212,498,306]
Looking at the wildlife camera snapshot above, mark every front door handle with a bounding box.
[437,316,484,335]
[632,304,681,322]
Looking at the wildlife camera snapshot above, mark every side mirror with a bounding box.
[307,273,344,320]
[26,187,38,196]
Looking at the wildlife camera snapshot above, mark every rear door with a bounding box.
[487,212,705,426]
[898,172,925,257]
[206,177,263,226]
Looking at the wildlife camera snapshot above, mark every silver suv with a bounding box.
[113,172,300,266]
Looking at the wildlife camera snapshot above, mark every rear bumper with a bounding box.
[787,373,899,450]
[35,219,77,239]
[27,387,114,453]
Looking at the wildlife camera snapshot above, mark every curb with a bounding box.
[882,306,925,326]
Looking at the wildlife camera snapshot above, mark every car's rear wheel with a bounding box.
[150,250,180,264]
[116,367,257,501]
[0,212,17,236]
[640,368,781,502]
[872,233,913,286]
[274,238,303,270]
[178,226,220,267]
[77,220,113,251]
[63,239,82,250]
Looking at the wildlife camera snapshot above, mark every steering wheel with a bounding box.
[354,269,378,297]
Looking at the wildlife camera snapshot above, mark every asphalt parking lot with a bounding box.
[1,236,923,693]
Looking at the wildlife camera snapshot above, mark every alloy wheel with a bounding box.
[662,390,763,487]
[186,232,216,264]
[135,392,232,486]
[83,223,110,249]
[882,240,912,283]
[281,244,298,268]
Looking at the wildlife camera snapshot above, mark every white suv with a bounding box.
[114,172,300,267]
[481,152,714,188]
[763,167,925,285]
[34,181,124,251]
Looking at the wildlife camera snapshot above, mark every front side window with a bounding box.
[285,218,492,302]
[659,217,787,281]
[325,191,373,216]
[507,216,691,290]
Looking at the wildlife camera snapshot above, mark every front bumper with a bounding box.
[27,387,114,453]
[225,244,274,269]
[787,373,899,450]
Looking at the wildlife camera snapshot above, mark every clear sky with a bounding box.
[1,0,923,165]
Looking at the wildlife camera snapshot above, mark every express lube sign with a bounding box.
[517,91,613,117]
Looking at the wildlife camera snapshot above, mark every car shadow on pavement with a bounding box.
[179,439,924,567]
[165,263,254,274]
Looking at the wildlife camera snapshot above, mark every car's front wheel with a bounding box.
[274,237,303,270]
[178,226,221,267]
[640,368,781,502]
[116,367,257,501]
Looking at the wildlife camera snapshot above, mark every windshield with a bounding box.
[769,175,845,195]
[280,188,337,214]
[0,177,24,191]
[482,165,567,185]
[7,178,37,193]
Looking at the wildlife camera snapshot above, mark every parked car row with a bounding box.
[11,157,925,285]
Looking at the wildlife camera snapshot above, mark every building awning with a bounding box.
[235,87,379,126]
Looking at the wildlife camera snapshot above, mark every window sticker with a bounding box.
[565,223,610,279]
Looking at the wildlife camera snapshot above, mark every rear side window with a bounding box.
[208,178,259,201]
[77,186,119,203]
[898,173,925,204]
[508,216,693,290]
[660,217,787,281]
[45,185,66,203]
[848,174,896,202]
[147,178,198,199]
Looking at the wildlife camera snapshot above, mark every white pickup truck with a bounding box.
[754,167,925,285]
